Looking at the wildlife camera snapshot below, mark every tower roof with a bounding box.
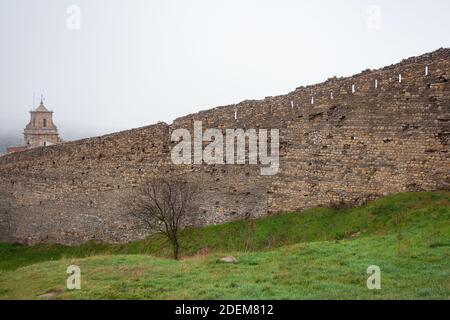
[34,101,51,113]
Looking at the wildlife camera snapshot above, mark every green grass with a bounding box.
[0,191,449,299]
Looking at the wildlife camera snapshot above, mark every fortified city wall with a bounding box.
[0,49,449,244]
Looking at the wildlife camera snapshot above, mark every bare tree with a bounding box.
[127,177,198,260]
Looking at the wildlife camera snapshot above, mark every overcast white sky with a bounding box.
[1,0,449,141]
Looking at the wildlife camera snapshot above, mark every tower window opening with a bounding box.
[43,119,47,127]
[425,66,429,76]
[399,74,402,83]
[375,79,378,88]
[352,84,356,94]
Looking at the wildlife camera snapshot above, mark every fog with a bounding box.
[1,0,449,151]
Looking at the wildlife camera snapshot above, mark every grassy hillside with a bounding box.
[0,192,449,299]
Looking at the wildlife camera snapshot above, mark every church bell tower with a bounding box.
[23,96,61,148]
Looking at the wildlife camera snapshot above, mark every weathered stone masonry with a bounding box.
[0,49,449,245]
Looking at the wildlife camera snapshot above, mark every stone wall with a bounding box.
[0,48,449,245]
